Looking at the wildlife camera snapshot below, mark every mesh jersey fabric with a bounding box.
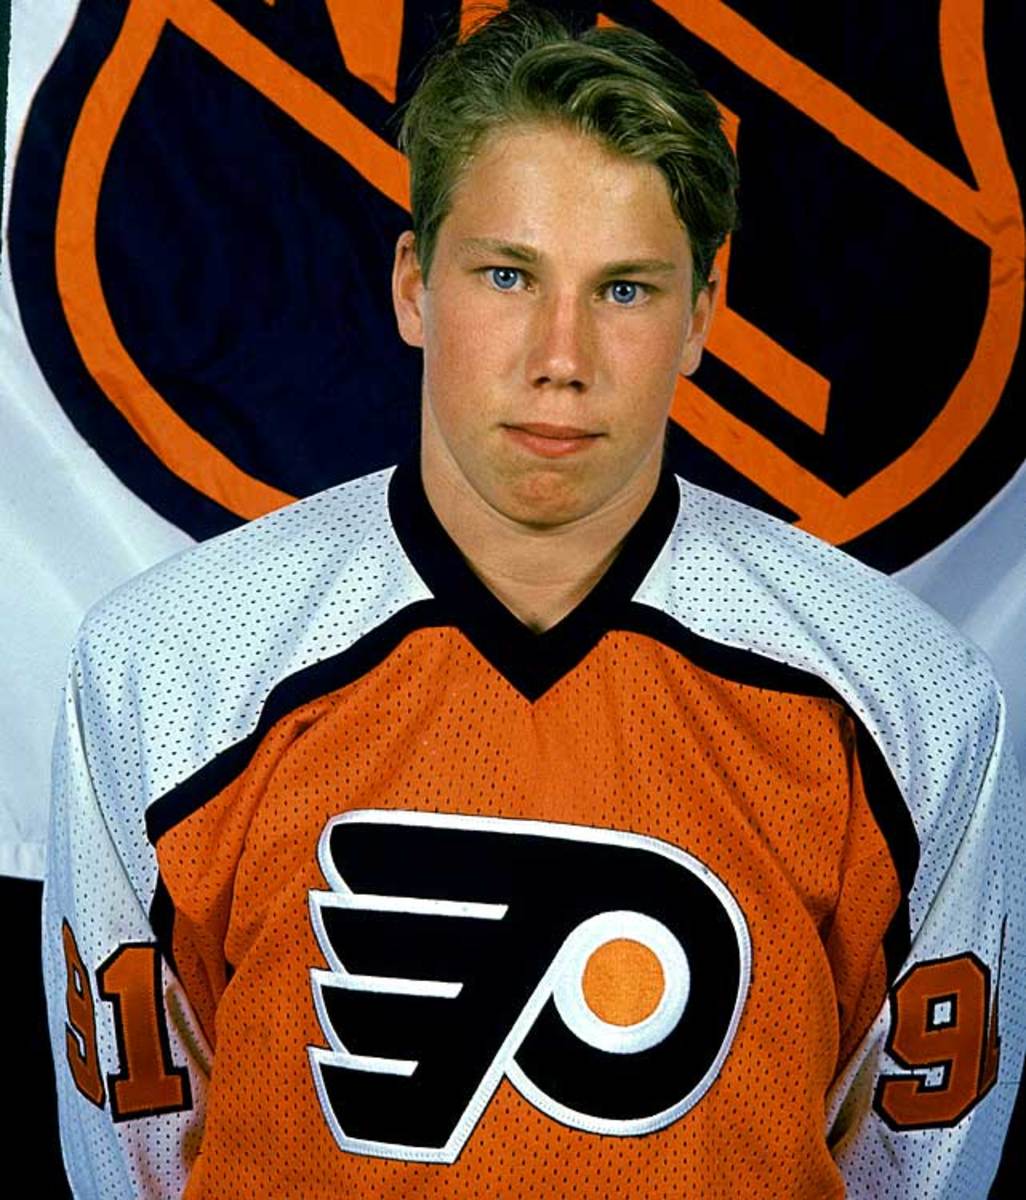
[43,462,1025,1199]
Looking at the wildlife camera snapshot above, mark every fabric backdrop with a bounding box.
[2,0,1024,881]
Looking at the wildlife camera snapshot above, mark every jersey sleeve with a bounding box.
[42,646,210,1200]
[828,688,1026,1198]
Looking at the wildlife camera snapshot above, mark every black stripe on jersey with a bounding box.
[150,876,179,984]
[145,599,441,847]
[387,457,682,703]
[147,599,449,967]
[615,605,919,974]
[852,724,918,975]
[615,606,842,700]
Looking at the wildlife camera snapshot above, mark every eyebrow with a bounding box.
[457,237,540,264]
[457,238,679,276]
[600,259,679,277]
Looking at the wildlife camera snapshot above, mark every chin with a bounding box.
[493,477,599,529]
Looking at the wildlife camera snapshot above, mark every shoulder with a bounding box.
[645,475,988,654]
[641,474,1003,730]
[637,477,1006,916]
[78,466,403,650]
[70,467,432,814]
[640,474,998,699]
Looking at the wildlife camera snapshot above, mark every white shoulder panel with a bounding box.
[71,467,432,906]
[633,477,1006,933]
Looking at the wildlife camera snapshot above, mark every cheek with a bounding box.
[421,307,488,442]
[607,321,687,406]
[422,313,468,400]
[430,296,525,392]
[428,290,492,363]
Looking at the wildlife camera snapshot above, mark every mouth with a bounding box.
[502,423,604,459]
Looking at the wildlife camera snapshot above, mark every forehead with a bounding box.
[440,123,691,265]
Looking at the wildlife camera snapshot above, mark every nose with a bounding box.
[526,290,594,392]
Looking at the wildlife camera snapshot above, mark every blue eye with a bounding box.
[609,281,639,304]
[489,267,521,290]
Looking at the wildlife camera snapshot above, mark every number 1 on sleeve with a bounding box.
[98,944,192,1121]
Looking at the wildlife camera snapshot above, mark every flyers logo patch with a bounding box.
[307,811,751,1162]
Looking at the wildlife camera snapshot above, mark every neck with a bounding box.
[421,458,659,633]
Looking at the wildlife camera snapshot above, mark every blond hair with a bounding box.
[399,5,739,295]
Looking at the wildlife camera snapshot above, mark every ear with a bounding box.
[392,230,426,348]
[679,272,719,377]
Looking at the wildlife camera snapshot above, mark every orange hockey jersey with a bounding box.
[44,463,1025,1198]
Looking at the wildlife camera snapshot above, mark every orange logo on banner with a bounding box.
[655,0,1023,543]
[55,0,1022,541]
[56,0,408,521]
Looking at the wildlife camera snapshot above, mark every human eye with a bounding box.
[603,280,651,306]
[486,266,525,291]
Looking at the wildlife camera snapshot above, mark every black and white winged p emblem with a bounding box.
[307,811,751,1162]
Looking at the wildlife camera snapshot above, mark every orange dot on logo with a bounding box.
[581,938,665,1027]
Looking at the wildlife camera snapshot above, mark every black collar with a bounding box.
[388,458,681,700]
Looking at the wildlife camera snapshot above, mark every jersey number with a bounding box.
[874,953,1000,1130]
[62,923,192,1120]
